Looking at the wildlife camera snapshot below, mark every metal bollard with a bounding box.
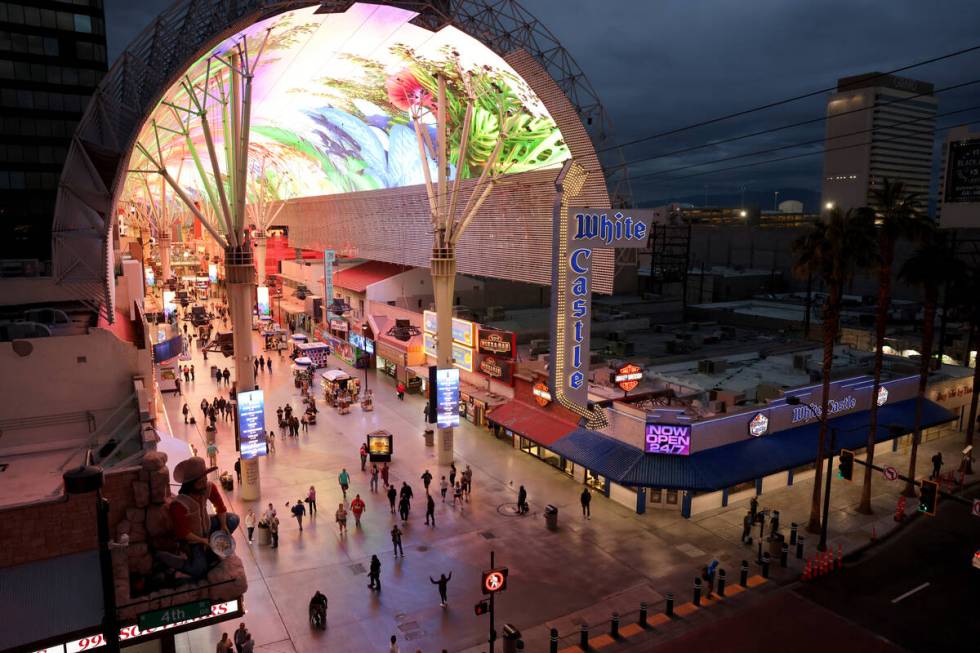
[639,602,648,627]
[757,540,764,564]
[771,510,780,536]
[781,543,789,568]
[762,552,771,579]
[665,593,674,617]
[610,612,620,639]
[796,535,805,560]
[717,569,727,597]
[693,577,702,606]
[580,623,589,650]
[740,560,749,587]
[549,628,559,653]
[790,522,798,545]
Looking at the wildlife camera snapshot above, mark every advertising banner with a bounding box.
[145,265,155,288]
[162,290,177,320]
[237,390,267,459]
[208,263,218,284]
[436,368,460,428]
[348,332,375,354]
[423,310,438,334]
[478,354,513,384]
[367,431,393,461]
[424,332,437,358]
[452,317,476,348]
[478,328,516,359]
[256,285,271,317]
[452,342,474,372]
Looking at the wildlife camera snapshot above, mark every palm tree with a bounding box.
[857,179,930,514]
[954,265,980,465]
[898,232,965,496]
[793,207,876,533]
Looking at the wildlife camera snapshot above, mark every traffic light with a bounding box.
[918,479,939,516]
[837,449,854,481]
[474,599,490,616]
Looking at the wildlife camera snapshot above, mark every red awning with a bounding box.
[487,401,578,447]
[331,261,412,292]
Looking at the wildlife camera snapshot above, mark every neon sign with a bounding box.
[790,395,857,424]
[877,386,888,406]
[644,423,691,455]
[748,412,769,437]
[615,363,643,392]
[533,382,551,406]
[550,200,660,427]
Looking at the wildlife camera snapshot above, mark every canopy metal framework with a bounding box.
[52,0,629,321]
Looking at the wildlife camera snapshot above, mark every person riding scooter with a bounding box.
[309,590,328,629]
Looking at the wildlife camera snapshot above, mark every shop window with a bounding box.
[648,488,663,504]
[540,446,561,469]
[727,479,756,496]
[665,489,679,505]
[585,469,606,493]
[561,457,575,478]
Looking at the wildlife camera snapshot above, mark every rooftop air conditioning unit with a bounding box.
[793,353,810,371]
[698,359,715,374]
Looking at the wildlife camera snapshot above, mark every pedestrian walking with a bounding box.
[749,495,759,523]
[425,493,435,527]
[390,525,404,557]
[398,494,410,521]
[381,462,390,488]
[335,503,348,534]
[290,499,306,531]
[581,487,591,518]
[222,368,230,385]
[269,511,279,548]
[234,623,247,653]
[245,509,256,543]
[351,494,366,527]
[517,485,528,515]
[268,430,276,453]
[307,486,317,516]
[741,511,753,544]
[449,463,457,489]
[439,476,448,502]
[396,381,405,400]
[463,465,472,499]
[420,469,433,493]
[452,482,463,507]
[234,459,241,485]
[702,560,719,597]
[190,364,195,380]
[267,357,273,372]
[175,377,181,395]
[370,463,380,492]
[276,406,283,425]
[240,632,254,653]
[216,632,233,653]
[300,414,308,433]
[400,481,414,504]
[429,572,452,607]
[359,444,368,471]
[182,403,190,423]
[338,468,350,499]
[368,554,382,591]
[931,451,944,480]
[387,485,397,513]
[388,635,398,653]
[206,442,218,469]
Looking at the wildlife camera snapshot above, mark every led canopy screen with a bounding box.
[125,3,570,207]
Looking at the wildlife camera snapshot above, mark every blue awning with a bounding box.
[549,398,954,492]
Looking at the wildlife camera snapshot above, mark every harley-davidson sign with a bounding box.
[478,328,516,359]
[479,354,513,384]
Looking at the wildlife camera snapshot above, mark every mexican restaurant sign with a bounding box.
[550,204,661,427]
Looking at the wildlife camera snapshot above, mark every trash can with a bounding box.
[257,523,271,546]
[424,429,434,447]
[544,505,558,530]
[502,624,522,653]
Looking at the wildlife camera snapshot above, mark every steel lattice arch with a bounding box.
[52,0,629,319]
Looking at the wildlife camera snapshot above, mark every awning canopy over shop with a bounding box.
[549,398,954,492]
[487,401,578,447]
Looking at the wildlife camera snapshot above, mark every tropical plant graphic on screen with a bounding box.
[124,3,570,206]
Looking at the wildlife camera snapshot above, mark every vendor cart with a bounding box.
[361,388,374,411]
[321,369,360,406]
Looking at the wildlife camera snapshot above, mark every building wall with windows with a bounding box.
[0,0,107,264]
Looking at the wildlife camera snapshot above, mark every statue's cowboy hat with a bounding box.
[173,456,217,484]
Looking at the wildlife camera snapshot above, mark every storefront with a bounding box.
[486,399,578,475]
[376,341,407,380]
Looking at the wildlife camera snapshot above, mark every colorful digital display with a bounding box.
[208,263,218,284]
[162,290,176,320]
[644,423,691,456]
[237,390,268,459]
[424,332,437,358]
[256,285,271,317]
[367,431,393,460]
[145,266,155,288]
[423,310,438,335]
[124,4,569,209]
[451,317,476,348]
[436,368,460,429]
[452,342,474,372]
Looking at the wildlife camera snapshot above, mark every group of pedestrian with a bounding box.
[180,364,196,383]
[201,395,233,427]
[215,623,255,653]
[214,367,231,385]
[252,355,272,375]
[368,461,390,492]
[276,404,302,437]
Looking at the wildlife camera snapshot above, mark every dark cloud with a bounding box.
[105,0,980,208]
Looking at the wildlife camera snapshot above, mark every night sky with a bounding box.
[105,0,980,210]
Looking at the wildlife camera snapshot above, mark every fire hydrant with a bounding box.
[894,495,907,522]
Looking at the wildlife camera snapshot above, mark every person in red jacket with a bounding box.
[157,456,239,580]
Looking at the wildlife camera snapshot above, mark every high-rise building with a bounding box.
[0,0,107,269]
[820,73,937,213]
[937,125,980,228]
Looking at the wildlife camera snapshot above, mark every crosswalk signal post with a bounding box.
[918,479,939,516]
[837,449,855,481]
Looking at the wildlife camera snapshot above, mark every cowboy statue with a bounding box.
[156,456,239,580]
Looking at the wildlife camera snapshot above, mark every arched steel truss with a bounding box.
[52,0,630,319]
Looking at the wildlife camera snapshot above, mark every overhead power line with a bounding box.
[600,42,980,154]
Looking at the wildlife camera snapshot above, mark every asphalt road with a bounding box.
[796,483,980,652]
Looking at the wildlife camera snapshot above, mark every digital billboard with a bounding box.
[367,430,393,461]
[423,310,438,335]
[644,423,691,456]
[451,317,476,348]
[452,342,474,372]
[237,390,268,459]
[123,4,569,209]
[256,286,271,317]
[436,368,460,429]
[208,263,218,284]
[944,138,980,203]
[162,290,176,320]
[145,266,155,288]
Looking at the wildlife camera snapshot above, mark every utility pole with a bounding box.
[489,549,496,653]
[819,427,837,551]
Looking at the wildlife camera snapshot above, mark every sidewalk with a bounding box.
[155,326,976,652]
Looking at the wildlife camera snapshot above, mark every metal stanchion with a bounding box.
[666,592,674,617]
[693,577,702,606]
[717,569,727,596]
[639,602,648,627]
[740,560,749,587]
[579,623,589,650]
[796,535,805,560]
[610,612,620,639]
[549,628,558,653]
[780,543,789,568]
[790,522,798,545]
[762,552,771,579]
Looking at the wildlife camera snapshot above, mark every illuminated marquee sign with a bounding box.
[145,266,155,287]
[644,423,691,455]
[748,412,769,437]
[478,354,513,384]
[615,363,643,392]
[790,396,857,424]
[452,317,476,348]
[550,205,660,425]
[237,390,267,459]
[423,332,437,358]
[533,382,551,406]
[322,249,335,319]
[478,328,516,358]
[436,368,460,428]
[162,290,176,320]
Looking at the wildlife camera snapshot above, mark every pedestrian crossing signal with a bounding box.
[918,479,939,516]
[481,567,508,594]
[837,449,854,482]
[474,599,490,616]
